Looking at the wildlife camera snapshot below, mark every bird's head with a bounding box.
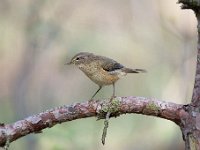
[66,52,94,66]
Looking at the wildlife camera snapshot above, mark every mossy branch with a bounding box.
[0,96,185,147]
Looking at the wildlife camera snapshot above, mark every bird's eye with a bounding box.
[75,57,80,61]
[75,56,84,61]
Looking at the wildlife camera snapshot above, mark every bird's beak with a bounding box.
[65,61,72,65]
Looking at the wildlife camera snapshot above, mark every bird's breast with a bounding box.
[80,65,119,86]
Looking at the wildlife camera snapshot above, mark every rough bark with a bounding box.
[178,1,200,150]
[0,97,184,147]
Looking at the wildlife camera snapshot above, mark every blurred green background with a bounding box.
[0,0,197,150]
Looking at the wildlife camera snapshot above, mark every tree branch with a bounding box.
[191,9,200,107]
[176,1,200,149]
[0,96,185,147]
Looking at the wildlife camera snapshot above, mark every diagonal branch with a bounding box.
[0,96,185,147]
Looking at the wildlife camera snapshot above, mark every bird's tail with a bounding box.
[122,68,147,73]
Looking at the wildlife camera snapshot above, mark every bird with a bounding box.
[66,52,146,100]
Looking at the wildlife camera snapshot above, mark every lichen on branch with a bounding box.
[0,96,185,147]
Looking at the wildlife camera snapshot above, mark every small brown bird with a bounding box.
[66,52,146,100]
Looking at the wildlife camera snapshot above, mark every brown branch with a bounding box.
[0,96,185,147]
[191,10,200,107]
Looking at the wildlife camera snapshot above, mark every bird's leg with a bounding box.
[90,86,102,101]
[110,83,116,102]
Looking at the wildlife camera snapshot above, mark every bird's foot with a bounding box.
[109,95,116,102]
[88,99,100,103]
[97,97,120,120]
[88,99,94,102]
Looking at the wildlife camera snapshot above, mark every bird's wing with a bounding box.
[101,58,124,72]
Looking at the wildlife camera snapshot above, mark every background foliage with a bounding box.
[0,0,197,149]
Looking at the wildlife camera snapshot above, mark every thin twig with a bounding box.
[101,112,111,145]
